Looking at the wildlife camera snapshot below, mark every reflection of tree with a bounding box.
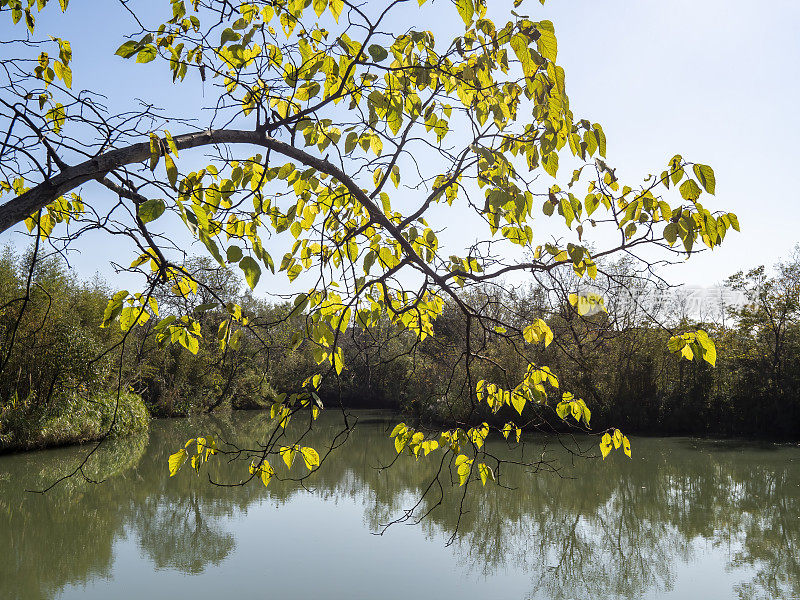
[1,412,798,600]
[0,432,148,600]
[729,467,800,600]
[133,494,235,574]
[305,419,800,600]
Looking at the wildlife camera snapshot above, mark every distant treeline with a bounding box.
[1,244,798,450]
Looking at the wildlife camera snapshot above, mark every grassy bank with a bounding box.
[0,391,149,453]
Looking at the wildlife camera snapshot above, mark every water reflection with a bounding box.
[1,411,798,600]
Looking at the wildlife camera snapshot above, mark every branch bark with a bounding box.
[0,127,465,306]
[0,129,259,233]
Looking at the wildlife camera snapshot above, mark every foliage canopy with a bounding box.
[0,0,737,498]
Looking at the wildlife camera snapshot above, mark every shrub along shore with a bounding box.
[1,246,798,452]
[0,391,149,452]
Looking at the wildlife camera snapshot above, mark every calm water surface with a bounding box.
[1,410,798,600]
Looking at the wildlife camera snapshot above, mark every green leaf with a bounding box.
[536,21,558,62]
[663,222,678,245]
[101,289,128,328]
[138,199,166,223]
[510,33,538,79]
[200,232,224,265]
[45,103,65,134]
[344,132,358,154]
[693,164,716,195]
[559,198,574,227]
[226,245,243,263]
[543,152,559,178]
[332,348,344,375]
[593,124,606,157]
[115,40,138,59]
[390,165,400,188]
[148,133,160,171]
[182,333,199,354]
[679,179,702,201]
[368,44,388,62]
[136,45,157,63]
[239,255,261,290]
[455,0,474,26]
[220,28,239,45]
[164,153,178,188]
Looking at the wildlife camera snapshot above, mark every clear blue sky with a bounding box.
[4,0,798,290]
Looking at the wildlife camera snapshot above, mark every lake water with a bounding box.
[1,409,798,600]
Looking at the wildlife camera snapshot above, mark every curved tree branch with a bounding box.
[0,127,467,307]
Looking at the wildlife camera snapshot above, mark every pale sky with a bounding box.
[3,0,798,291]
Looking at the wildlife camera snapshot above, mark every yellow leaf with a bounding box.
[455,0,473,27]
[511,392,526,415]
[455,454,472,486]
[301,446,320,470]
[478,462,493,486]
[164,153,178,188]
[251,459,274,487]
[329,0,343,22]
[579,400,591,427]
[600,433,612,459]
[623,435,632,458]
[280,445,296,469]
[421,440,439,456]
[612,429,623,449]
[394,433,407,454]
[389,422,407,438]
[260,466,273,487]
[149,132,160,171]
[332,348,344,375]
[168,448,187,476]
[556,401,570,419]
[202,435,217,460]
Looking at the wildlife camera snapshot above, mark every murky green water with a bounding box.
[1,410,798,600]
